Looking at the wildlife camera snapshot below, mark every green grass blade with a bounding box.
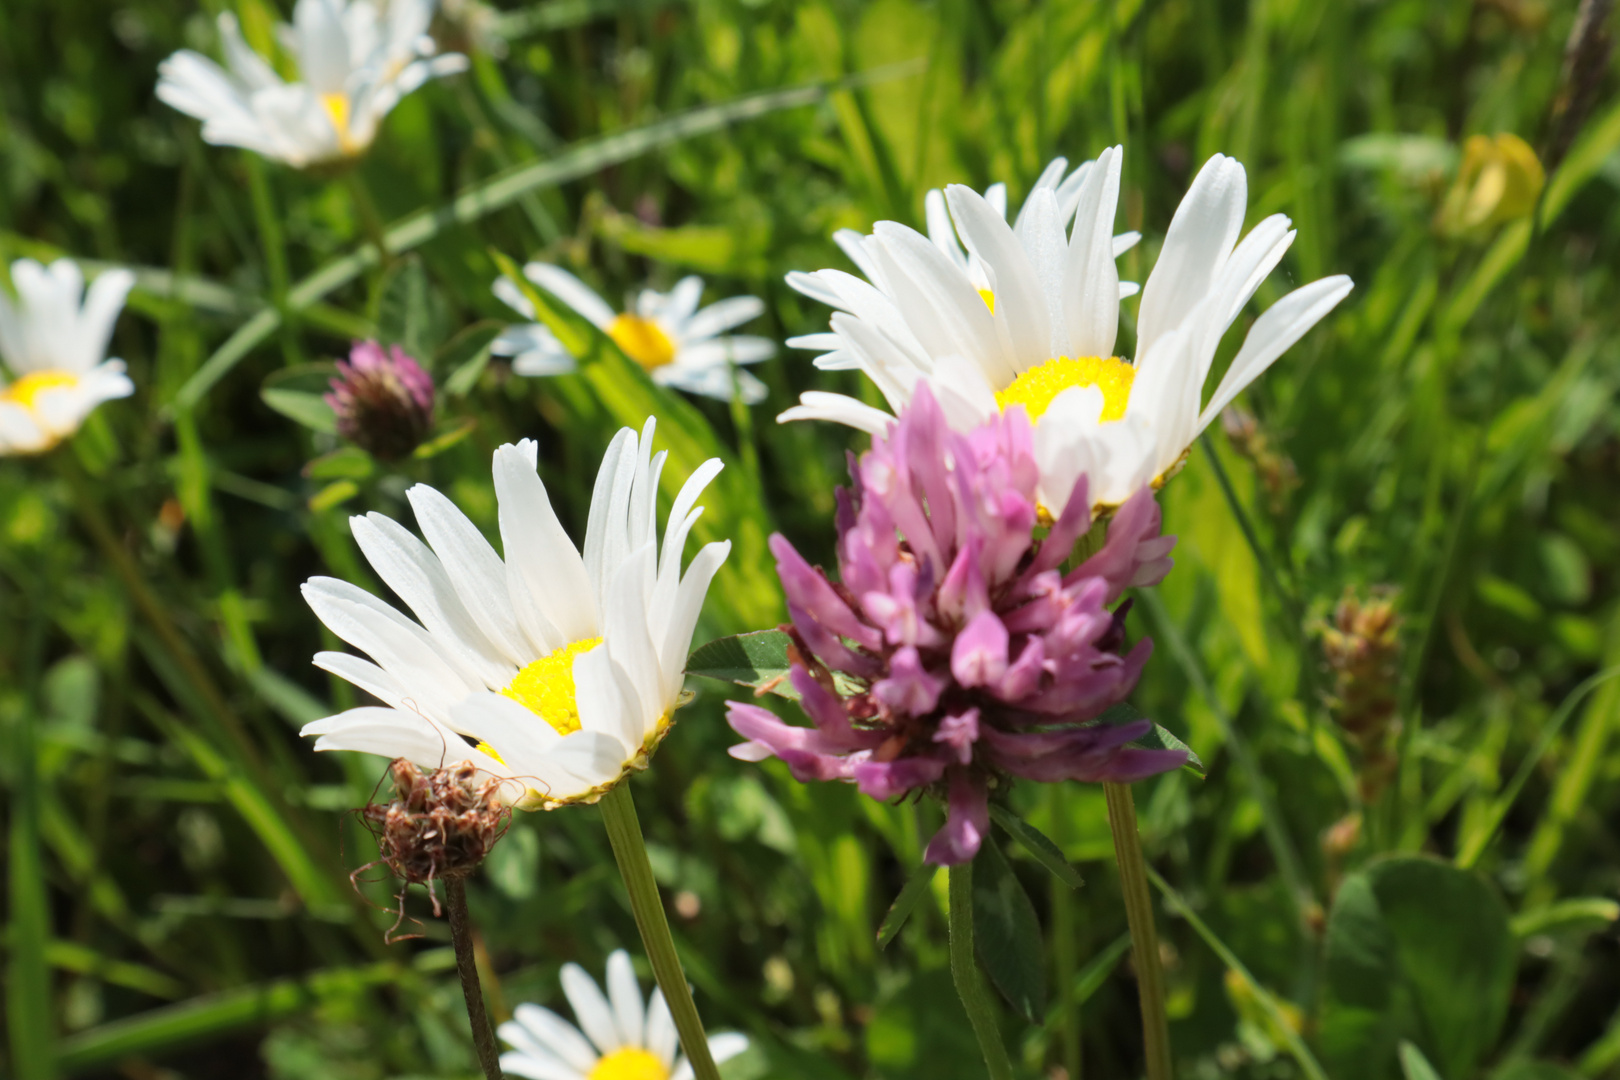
[6,623,56,1080]
[876,862,940,949]
[169,77,887,414]
[55,964,403,1073]
[1147,867,1329,1080]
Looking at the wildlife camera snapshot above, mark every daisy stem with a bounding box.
[599,783,722,1080]
[946,861,1014,1080]
[445,877,504,1080]
[344,170,392,275]
[1104,781,1172,1080]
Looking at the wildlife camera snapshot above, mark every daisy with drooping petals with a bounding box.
[156,0,468,169]
[300,418,729,809]
[786,153,1144,374]
[0,259,135,456]
[492,264,776,403]
[781,147,1354,518]
[499,950,748,1080]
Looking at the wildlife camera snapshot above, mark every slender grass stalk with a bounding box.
[344,171,393,279]
[1104,782,1171,1080]
[6,616,55,1080]
[598,784,720,1080]
[946,861,1014,1080]
[57,456,262,769]
[1135,589,1312,916]
[445,878,504,1080]
[1145,866,1328,1080]
[727,362,763,494]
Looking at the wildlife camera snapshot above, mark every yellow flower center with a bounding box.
[320,92,358,153]
[1,370,79,409]
[995,355,1136,424]
[978,288,995,313]
[608,314,678,370]
[589,1047,668,1080]
[500,637,603,736]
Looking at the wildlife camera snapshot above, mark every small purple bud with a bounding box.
[325,340,436,461]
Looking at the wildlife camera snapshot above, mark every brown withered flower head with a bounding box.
[356,758,509,937]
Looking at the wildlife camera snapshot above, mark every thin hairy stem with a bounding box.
[446,877,504,1080]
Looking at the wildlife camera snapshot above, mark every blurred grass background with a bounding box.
[2,0,1620,1077]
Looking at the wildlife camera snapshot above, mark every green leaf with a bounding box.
[1509,897,1620,938]
[411,416,478,460]
[374,255,447,362]
[1399,1041,1443,1080]
[971,835,1046,1023]
[55,964,402,1072]
[877,862,939,949]
[987,804,1083,890]
[1491,1062,1583,1080]
[1097,701,1206,777]
[1321,856,1516,1080]
[686,629,865,700]
[302,447,374,482]
[260,364,338,435]
[687,629,795,697]
[309,481,361,513]
[439,320,503,397]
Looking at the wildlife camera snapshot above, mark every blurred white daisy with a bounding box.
[786,153,1143,373]
[300,419,729,809]
[780,148,1354,517]
[0,259,135,456]
[492,265,776,404]
[156,0,468,169]
[499,950,748,1080]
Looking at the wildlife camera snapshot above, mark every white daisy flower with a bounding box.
[156,0,469,169]
[0,259,136,456]
[499,950,748,1080]
[299,419,729,809]
[786,154,1143,373]
[492,265,777,404]
[780,148,1354,517]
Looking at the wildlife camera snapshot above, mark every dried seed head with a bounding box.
[357,759,509,918]
[1316,587,1403,801]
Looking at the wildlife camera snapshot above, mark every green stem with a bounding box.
[599,784,720,1080]
[446,877,504,1080]
[947,861,1014,1080]
[1104,782,1171,1080]
[344,170,392,276]
[6,616,55,1080]
[1048,787,1082,1080]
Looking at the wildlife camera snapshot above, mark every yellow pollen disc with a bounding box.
[320,92,356,151]
[994,355,1136,424]
[1,370,79,409]
[978,288,995,313]
[607,314,678,370]
[500,637,603,736]
[588,1047,668,1080]
[474,741,506,765]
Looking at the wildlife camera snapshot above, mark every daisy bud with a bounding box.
[325,340,436,461]
[727,387,1187,865]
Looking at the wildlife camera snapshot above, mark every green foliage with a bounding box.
[3,0,1620,1077]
